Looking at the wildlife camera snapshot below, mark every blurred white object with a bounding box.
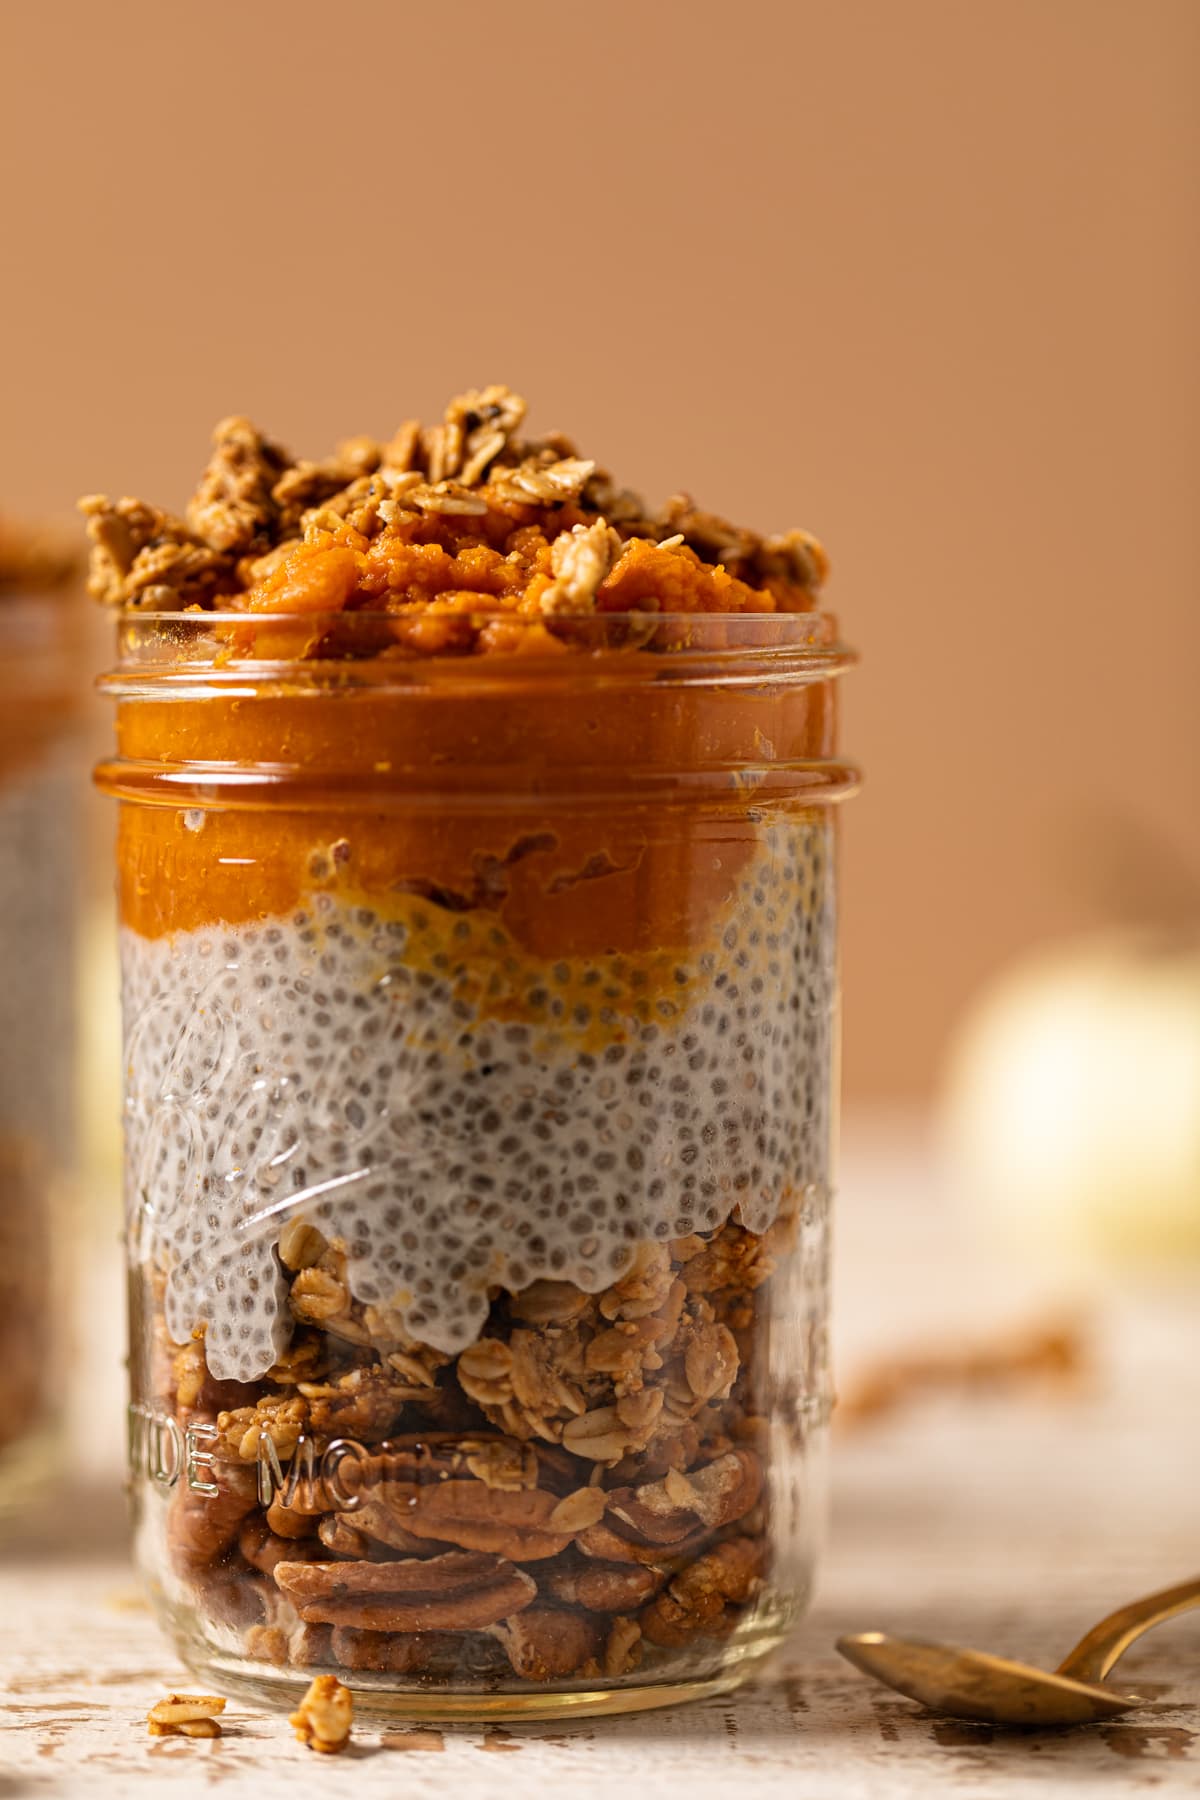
[940,932,1200,1266]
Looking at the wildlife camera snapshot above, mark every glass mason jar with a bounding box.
[0,586,82,1520]
[98,609,856,1718]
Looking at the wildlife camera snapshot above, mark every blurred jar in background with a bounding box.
[0,519,82,1521]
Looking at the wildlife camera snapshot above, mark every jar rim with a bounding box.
[100,607,856,696]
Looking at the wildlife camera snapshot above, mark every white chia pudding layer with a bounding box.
[123,819,836,1384]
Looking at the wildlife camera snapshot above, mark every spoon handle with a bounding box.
[1055,1576,1200,1685]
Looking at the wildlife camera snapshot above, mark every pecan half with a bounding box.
[167,1460,258,1571]
[343,1500,441,1556]
[639,1536,765,1647]
[239,1515,323,1578]
[288,1622,333,1667]
[488,1606,601,1681]
[317,1515,375,1559]
[330,1626,464,1674]
[274,1553,536,1632]
[544,1559,667,1614]
[573,1519,714,1569]
[353,1475,574,1561]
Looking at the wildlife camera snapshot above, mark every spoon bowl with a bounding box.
[836,1575,1200,1728]
[836,1632,1140,1727]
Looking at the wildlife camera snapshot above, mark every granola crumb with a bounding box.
[289,1673,354,1755]
[145,1692,226,1738]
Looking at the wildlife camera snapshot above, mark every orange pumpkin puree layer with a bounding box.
[238,513,810,626]
[112,668,843,953]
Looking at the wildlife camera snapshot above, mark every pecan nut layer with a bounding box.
[274,1553,537,1632]
[154,1204,796,1688]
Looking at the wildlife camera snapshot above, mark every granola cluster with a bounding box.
[158,1209,791,1686]
[289,1675,353,1754]
[145,1693,226,1740]
[80,386,827,639]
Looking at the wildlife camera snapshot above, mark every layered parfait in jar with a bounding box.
[87,389,856,1716]
[0,519,80,1520]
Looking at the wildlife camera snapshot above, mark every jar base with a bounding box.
[169,1626,786,1723]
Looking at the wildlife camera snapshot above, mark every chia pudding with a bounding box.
[90,388,856,1715]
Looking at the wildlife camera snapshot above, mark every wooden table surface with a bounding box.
[2,1132,1197,1796]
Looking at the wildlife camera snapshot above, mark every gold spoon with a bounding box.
[837,1575,1200,1726]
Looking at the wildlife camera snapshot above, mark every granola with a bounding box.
[145,1693,226,1739]
[81,385,828,629]
[289,1674,353,1754]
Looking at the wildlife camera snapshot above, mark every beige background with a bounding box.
[2,0,1196,1101]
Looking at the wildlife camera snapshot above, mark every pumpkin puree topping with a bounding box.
[90,388,845,947]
